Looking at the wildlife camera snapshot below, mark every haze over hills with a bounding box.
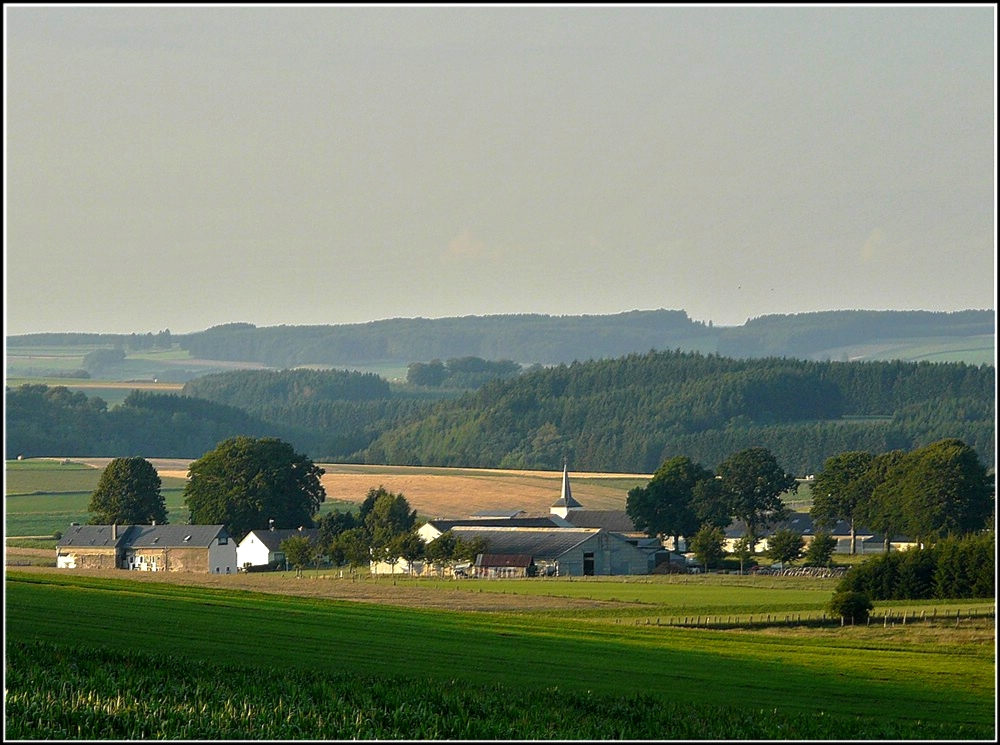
[7,309,995,375]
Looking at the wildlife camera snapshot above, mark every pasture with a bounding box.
[5,570,994,739]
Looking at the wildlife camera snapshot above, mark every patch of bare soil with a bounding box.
[6,566,633,613]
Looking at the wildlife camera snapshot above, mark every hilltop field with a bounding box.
[57,457,653,519]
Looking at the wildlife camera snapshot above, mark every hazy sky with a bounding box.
[4,5,996,335]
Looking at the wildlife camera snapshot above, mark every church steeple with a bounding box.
[550,460,583,518]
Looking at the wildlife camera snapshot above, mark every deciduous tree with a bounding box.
[626,456,713,550]
[183,436,325,540]
[810,451,874,554]
[716,447,795,553]
[88,456,168,525]
[766,528,805,567]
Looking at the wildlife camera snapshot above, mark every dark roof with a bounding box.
[127,524,230,549]
[450,527,599,560]
[240,528,320,551]
[425,517,562,532]
[56,524,132,548]
[58,524,231,550]
[475,553,534,568]
[563,510,640,533]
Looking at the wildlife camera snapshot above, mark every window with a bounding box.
[218,536,228,545]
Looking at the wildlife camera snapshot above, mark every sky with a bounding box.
[4,4,996,336]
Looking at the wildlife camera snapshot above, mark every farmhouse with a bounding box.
[56,523,236,573]
[236,526,320,571]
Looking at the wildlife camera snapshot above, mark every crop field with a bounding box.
[5,570,994,739]
[3,459,358,537]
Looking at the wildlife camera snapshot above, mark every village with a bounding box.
[54,464,915,579]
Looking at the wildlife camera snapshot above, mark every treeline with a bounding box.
[4,385,288,459]
[837,533,994,600]
[717,309,993,359]
[406,357,527,388]
[362,351,995,473]
[6,351,995,472]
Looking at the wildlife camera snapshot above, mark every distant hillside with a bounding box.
[165,309,998,367]
[7,309,994,376]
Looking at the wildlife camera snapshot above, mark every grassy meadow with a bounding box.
[4,458,995,738]
[5,570,994,739]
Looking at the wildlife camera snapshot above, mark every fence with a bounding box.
[618,604,996,630]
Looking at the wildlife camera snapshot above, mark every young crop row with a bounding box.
[5,640,991,740]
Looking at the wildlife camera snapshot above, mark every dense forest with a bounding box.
[9,309,993,368]
[7,352,993,475]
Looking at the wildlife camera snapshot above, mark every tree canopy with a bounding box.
[88,456,168,525]
[183,436,326,540]
[716,447,796,551]
[810,451,875,553]
[625,456,713,549]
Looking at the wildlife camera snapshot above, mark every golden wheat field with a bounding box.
[75,458,651,519]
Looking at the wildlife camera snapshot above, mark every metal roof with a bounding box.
[475,553,534,568]
[424,517,562,532]
[563,510,640,533]
[450,526,599,560]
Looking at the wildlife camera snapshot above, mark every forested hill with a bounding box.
[5,352,994,474]
[176,309,994,367]
[359,351,995,475]
[12,309,990,368]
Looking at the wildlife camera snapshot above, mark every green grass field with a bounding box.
[4,570,993,739]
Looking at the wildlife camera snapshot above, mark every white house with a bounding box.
[236,527,320,570]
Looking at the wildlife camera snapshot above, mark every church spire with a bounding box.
[550,459,582,518]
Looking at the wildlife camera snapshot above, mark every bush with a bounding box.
[828,591,873,625]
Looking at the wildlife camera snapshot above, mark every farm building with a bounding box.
[418,516,564,544]
[236,526,320,571]
[721,511,917,554]
[374,463,660,576]
[57,523,236,573]
[474,553,535,578]
[450,526,653,576]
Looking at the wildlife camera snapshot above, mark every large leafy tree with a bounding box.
[856,450,909,553]
[626,456,713,550]
[88,456,168,525]
[810,451,875,554]
[716,447,795,552]
[183,436,325,540]
[894,438,994,545]
[363,486,419,566]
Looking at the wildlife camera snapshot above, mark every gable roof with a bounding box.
[56,524,132,549]
[424,517,562,533]
[239,528,320,551]
[127,524,230,549]
[57,524,231,550]
[450,526,599,560]
[563,510,640,533]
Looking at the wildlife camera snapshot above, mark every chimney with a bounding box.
[112,523,117,540]
[269,518,275,532]
[152,519,156,526]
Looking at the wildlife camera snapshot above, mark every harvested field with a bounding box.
[72,459,650,519]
